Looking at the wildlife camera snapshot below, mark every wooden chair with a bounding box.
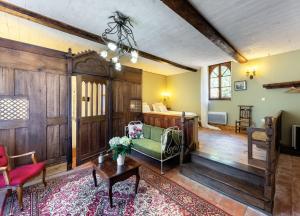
[0,145,46,210]
[235,105,253,133]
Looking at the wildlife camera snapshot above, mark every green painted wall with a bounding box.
[142,71,167,105]
[166,71,201,115]
[209,50,300,146]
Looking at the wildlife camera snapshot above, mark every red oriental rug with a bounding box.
[3,166,230,215]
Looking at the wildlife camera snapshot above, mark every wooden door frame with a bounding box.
[66,49,73,170]
[73,73,111,166]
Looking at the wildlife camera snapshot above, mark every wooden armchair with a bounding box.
[0,145,46,210]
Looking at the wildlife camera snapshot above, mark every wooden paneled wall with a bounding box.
[0,39,69,166]
[112,66,142,137]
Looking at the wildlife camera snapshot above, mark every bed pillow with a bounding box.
[142,124,151,139]
[158,104,168,112]
[152,103,161,112]
[128,123,144,139]
[142,102,151,112]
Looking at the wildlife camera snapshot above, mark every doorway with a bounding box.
[71,75,108,167]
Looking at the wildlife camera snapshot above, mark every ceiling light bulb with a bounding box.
[100,50,108,58]
[131,57,138,64]
[115,62,122,71]
[131,50,138,58]
[107,42,117,51]
[112,56,119,63]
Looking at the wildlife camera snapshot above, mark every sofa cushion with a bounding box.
[132,139,162,160]
[252,131,267,141]
[0,162,45,187]
[150,126,164,142]
[142,124,151,139]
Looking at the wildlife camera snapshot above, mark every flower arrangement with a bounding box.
[109,136,133,161]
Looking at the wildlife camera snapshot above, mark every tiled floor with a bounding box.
[198,128,266,167]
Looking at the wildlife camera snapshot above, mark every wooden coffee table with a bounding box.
[91,155,141,208]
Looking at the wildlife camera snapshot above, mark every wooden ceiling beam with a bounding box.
[162,0,248,63]
[0,1,197,72]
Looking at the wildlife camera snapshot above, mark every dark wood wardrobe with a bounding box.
[0,38,142,169]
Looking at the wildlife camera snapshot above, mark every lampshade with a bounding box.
[112,56,119,63]
[115,62,122,71]
[107,42,117,51]
[100,50,108,58]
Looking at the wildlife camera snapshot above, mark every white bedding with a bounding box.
[142,102,197,117]
[143,110,197,117]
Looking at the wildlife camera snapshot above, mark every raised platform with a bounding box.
[198,127,266,169]
[181,151,272,214]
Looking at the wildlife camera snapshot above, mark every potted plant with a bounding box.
[109,136,132,166]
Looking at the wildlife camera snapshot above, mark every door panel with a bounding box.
[0,44,69,167]
[0,68,69,165]
[76,75,107,165]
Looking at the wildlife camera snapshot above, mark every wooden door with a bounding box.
[76,75,107,165]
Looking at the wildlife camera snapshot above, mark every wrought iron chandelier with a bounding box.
[100,11,139,71]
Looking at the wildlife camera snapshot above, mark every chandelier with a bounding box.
[100,11,139,71]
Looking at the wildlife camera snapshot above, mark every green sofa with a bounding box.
[125,122,182,174]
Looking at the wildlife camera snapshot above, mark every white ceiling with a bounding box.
[3,0,300,75]
[190,0,300,59]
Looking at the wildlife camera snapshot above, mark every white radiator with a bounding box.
[292,125,300,149]
[208,112,228,125]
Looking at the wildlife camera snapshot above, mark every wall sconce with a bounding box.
[246,68,256,79]
[161,92,171,104]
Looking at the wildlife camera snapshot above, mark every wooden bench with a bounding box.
[247,111,282,168]
[247,111,283,212]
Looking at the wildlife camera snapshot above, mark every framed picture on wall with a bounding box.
[234,80,247,91]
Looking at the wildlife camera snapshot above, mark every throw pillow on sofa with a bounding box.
[128,123,144,139]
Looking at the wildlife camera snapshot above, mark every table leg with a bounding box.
[109,182,113,208]
[92,169,97,187]
[135,171,140,194]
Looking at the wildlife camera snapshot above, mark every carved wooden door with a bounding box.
[76,75,107,165]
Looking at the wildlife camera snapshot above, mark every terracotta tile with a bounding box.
[216,196,247,216]
[244,207,267,216]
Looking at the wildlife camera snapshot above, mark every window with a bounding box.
[209,62,231,100]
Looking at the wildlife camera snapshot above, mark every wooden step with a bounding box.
[181,163,270,211]
[191,151,265,187]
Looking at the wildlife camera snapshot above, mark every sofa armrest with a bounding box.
[124,126,129,136]
[161,126,182,158]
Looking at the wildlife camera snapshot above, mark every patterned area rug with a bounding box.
[3,166,230,216]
